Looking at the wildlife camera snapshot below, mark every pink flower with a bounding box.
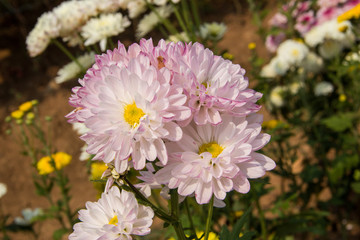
[265,33,286,53]
[67,40,191,173]
[175,43,261,125]
[316,7,342,25]
[295,11,317,35]
[69,187,154,240]
[269,13,288,28]
[155,114,275,205]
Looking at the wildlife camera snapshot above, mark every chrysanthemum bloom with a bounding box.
[67,40,191,173]
[156,115,275,205]
[199,22,227,41]
[175,43,262,126]
[81,13,131,51]
[37,152,72,175]
[55,52,95,84]
[69,187,154,240]
[26,12,60,57]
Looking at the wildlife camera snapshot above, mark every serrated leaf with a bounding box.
[321,112,357,132]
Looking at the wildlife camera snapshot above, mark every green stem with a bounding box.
[180,0,197,41]
[185,198,198,240]
[255,197,267,240]
[190,0,201,29]
[52,39,84,71]
[172,3,190,39]
[123,178,173,223]
[204,196,214,240]
[145,1,179,36]
[170,190,187,240]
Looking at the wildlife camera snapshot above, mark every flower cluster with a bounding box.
[266,0,360,52]
[261,0,360,108]
[68,39,274,239]
[67,38,274,205]
[26,0,178,57]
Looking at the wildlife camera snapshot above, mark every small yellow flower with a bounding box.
[91,162,108,180]
[19,101,33,112]
[262,119,279,129]
[37,152,72,175]
[223,52,234,60]
[26,112,35,120]
[339,94,347,102]
[248,42,256,50]
[11,110,24,119]
[235,210,244,218]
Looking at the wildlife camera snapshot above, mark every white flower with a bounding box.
[55,52,95,84]
[53,0,97,37]
[277,40,309,66]
[72,122,90,136]
[318,39,343,59]
[304,20,354,57]
[199,22,227,41]
[136,5,173,38]
[270,86,287,107]
[89,0,129,13]
[314,81,334,96]
[81,13,131,51]
[127,0,147,18]
[301,52,323,73]
[80,145,92,161]
[0,183,7,198]
[69,187,154,240]
[26,12,60,57]
[260,57,289,78]
[289,81,303,95]
[167,32,190,43]
[14,208,43,226]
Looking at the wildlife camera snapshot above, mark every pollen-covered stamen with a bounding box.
[157,56,165,69]
[109,215,118,225]
[199,141,224,158]
[124,102,145,127]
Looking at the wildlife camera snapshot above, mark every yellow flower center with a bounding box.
[291,49,299,57]
[109,215,118,225]
[199,142,223,158]
[338,25,348,32]
[124,102,145,127]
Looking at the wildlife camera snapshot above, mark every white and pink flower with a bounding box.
[155,115,275,205]
[69,187,154,240]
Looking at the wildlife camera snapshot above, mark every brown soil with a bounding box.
[0,1,279,240]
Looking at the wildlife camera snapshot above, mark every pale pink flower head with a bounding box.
[69,187,154,240]
[156,114,275,205]
[67,39,191,173]
[317,0,346,8]
[265,33,286,53]
[316,7,342,25]
[295,11,316,35]
[269,13,288,29]
[175,43,262,126]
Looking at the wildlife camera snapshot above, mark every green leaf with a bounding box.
[239,231,256,240]
[219,224,230,240]
[321,112,357,132]
[351,182,360,194]
[230,207,252,240]
[53,228,69,240]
